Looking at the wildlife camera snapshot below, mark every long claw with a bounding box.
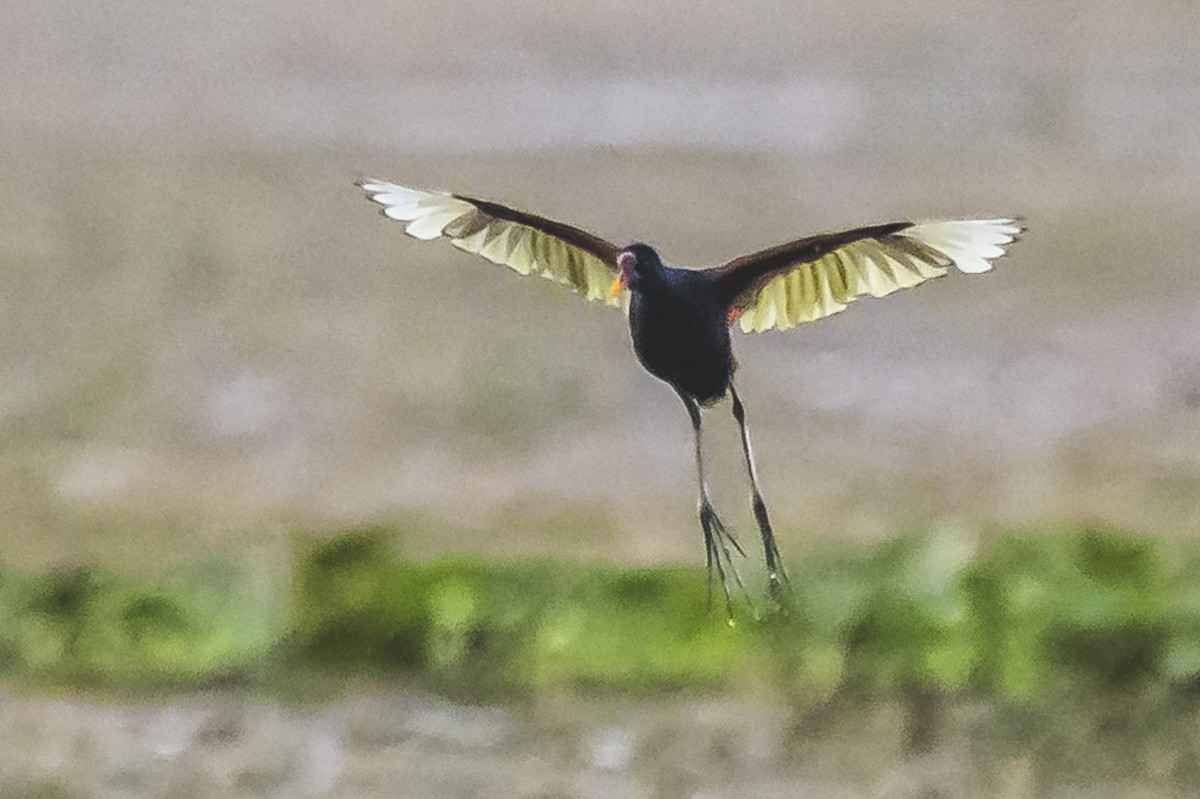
[725,524,747,559]
[704,523,716,612]
[700,501,751,620]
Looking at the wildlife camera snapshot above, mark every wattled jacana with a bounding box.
[358,179,1022,612]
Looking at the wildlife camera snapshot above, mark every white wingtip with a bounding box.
[899,218,1023,274]
[357,178,474,240]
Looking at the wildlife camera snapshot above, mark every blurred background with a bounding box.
[2,0,1199,796]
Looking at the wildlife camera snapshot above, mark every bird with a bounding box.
[357,178,1022,614]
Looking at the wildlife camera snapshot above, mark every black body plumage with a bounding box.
[626,247,735,405]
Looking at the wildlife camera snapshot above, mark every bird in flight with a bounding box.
[358,179,1022,615]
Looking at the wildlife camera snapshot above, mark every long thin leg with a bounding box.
[679,392,747,618]
[729,382,791,604]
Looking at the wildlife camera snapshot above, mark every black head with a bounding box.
[616,243,664,291]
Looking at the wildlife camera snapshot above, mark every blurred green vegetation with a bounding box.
[2,523,1200,711]
[0,555,283,688]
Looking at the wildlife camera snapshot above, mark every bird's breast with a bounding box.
[628,289,734,404]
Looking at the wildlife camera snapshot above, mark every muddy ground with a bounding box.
[4,683,1194,799]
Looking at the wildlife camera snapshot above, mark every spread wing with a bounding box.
[358,180,626,307]
[721,219,1024,333]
